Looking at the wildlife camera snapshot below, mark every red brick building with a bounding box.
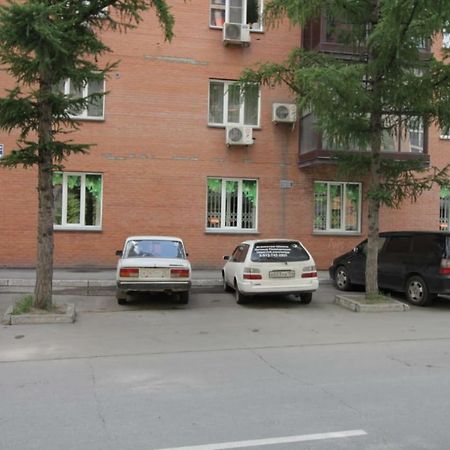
[0,1,448,270]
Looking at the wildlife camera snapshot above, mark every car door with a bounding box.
[346,241,367,285]
[378,235,411,290]
[224,244,249,286]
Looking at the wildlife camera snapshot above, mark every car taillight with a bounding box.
[243,267,262,280]
[170,268,190,278]
[301,265,317,278]
[440,258,450,275]
[120,268,139,277]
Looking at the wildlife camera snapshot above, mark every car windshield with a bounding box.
[124,240,185,259]
[251,241,309,262]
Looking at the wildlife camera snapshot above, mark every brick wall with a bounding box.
[0,1,447,270]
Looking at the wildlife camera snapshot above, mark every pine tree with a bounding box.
[0,0,174,309]
[240,0,450,298]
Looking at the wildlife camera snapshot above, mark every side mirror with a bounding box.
[223,255,230,261]
[115,250,123,257]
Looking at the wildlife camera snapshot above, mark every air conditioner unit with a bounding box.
[223,23,251,46]
[272,103,297,123]
[226,125,253,146]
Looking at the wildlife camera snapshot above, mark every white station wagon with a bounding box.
[223,239,319,304]
[115,236,191,305]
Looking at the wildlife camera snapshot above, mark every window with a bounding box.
[440,126,450,140]
[408,118,424,152]
[58,78,105,119]
[440,187,450,231]
[443,31,450,48]
[207,178,258,231]
[231,244,249,262]
[314,181,361,233]
[209,80,260,127]
[210,0,263,31]
[53,172,103,230]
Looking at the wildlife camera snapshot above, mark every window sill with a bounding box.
[208,124,261,130]
[54,226,102,232]
[209,25,264,33]
[69,116,105,122]
[313,230,362,236]
[205,229,259,235]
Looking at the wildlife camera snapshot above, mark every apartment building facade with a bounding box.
[0,1,448,270]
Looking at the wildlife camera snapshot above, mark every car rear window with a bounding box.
[251,241,310,262]
[125,240,185,259]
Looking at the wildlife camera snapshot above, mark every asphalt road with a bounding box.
[1,285,450,450]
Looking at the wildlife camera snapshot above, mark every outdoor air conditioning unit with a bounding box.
[272,103,297,123]
[223,23,251,46]
[226,125,254,146]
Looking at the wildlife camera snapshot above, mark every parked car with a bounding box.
[115,236,191,305]
[222,239,319,304]
[329,231,450,306]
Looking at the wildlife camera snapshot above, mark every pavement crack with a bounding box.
[88,360,111,443]
[250,349,288,377]
[387,355,412,367]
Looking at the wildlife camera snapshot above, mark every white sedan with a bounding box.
[222,239,319,304]
[115,236,191,305]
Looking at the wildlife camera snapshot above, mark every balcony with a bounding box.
[302,16,431,60]
[299,113,430,168]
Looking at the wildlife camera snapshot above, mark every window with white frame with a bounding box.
[207,178,258,231]
[58,78,105,119]
[440,125,450,139]
[314,181,361,233]
[210,0,263,31]
[209,80,260,127]
[408,117,424,152]
[53,172,103,229]
[443,31,450,48]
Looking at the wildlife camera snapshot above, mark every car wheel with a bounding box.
[117,298,127,305]
[222,274,232,292]
[335,266,352,291]
[234,282,247,304]
[405,276,434,306]
[179,291,190,305]
[299,293,312,304]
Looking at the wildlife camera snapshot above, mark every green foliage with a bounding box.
[241,0,450,210]
[12,294,33,315]
[0,0,174,170]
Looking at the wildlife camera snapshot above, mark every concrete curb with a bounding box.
[335,294,410,312]
[2,303,76,325]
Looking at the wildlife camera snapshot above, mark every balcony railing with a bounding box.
[299,113,429,168]
[302,16,431,60]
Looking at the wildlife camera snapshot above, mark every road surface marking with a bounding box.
[155,429,368,450]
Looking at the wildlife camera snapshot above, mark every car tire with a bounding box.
[335,266,352,291]
[222,274,232,292]
[179,291,190,305]
[117,298,127,305]
[405,275,434,306]
[299,293,312,304]
[234,282,247,304]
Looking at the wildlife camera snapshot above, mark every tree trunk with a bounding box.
[365,0,382,298]
[365,154,381,296]
[34,76,54,310]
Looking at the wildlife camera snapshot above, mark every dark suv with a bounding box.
[329,231,450,306]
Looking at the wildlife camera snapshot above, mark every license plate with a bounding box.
[269,270,295,279]
[139,268,168,279]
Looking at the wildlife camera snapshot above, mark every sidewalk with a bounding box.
[0,267,332,288]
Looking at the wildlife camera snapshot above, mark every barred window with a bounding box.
[314,181,361,233]
[207,178,258,231]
